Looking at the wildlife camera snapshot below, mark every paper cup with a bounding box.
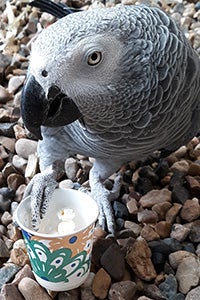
[14,188,99,291]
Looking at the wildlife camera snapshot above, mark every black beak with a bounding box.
[21,75,82,139]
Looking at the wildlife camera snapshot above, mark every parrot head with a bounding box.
[21,6,129,139]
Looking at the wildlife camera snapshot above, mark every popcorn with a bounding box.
[57,208,76,234]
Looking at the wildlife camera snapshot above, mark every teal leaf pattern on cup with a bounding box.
[23,232,90,283]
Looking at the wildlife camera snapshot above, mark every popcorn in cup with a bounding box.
[14,188,99,291]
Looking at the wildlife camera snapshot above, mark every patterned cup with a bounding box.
[14,188,99,291]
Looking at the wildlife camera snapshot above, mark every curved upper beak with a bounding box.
[21,75,82,139]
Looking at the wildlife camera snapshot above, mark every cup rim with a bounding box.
[14,188,99,238]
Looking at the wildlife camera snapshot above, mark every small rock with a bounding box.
[188,162,200,176]
[126,198,138,215]
[15,139,37,159]
[174,145,188,159]
[2,163,19,179]
[155,221,171,239]
[139,189,171,208]
[176,256,200,294]
[137,297,153,300]
[180,198,200,222]
[0,137,15,153]
[12,155,27,173]
[0,123,14,137]
[1,283,24,300]
[143,283,166,300]
[15,184,27,202]
[12,264,35,286]
[108,281,137,300]
[185,175,200,195]
[124,221,142,237]
[92,268,111,299]
[7,173,25,191]
[165,203,182,224]
[137,209,158,224]
[141,225,160,242]
[59,179,74,189]
[170,160,190,174]
[8,75,25,94]
[18,278,52,300]
[7,224,22,242]
[64,157,79,181]
[171,185,190,204]
[152,202,172,220]
[0,195,11,213]
[58,289,80,300]
[159,274,178,300]
[13,124,27,139]
[0,263,20,289]
[185,286,200,300]
[92,238,113,268]
[100,243,125,281]
[10,248,29,267]
[126,238,157,281]
[0,145,9,160]
[1,211,12,226]
[113,201,129,219]
[0,85,12,104]
[0,239,10,258]
[24,153,38,179]
[169,251,197,270]
[170,224,190,242]
[189,220,200,242]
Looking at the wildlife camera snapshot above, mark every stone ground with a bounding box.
[0,0,200,299]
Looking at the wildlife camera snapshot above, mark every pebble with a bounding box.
[1,283,24,300]
[64,157,79,181]
[170,160,190,174]
[185,286,200,300]
[169,251,197,270]
[0,263,20,289]
[108,280,137,300]
[15,139,37,159]
[18,278,52,300]
[155,221,171,239]
[12,155,27,173]
[137,209,159,224]
[139,189,171,208]
[185,175,200,195]
[176,256,200,294]
[0,136,15,153]
[152,202,172,220]
[10,248,29,267]
[126,198,138,215]
[113,201,129,219]
[7,173,25,191]
[170,224,190,241]
[92,268,111,299]
[92,238,113,268]
[189,220,200,242]
[0,195,11,213]
[0,239,10,258]
[1,211,12,226]
[165,203,182,224]
[180,198,200,222]
[188,162,200,176]
[126,238,157,281]
[100,243,125,281]
[124,220,142,237]
[140,224,160,241]
[158,274,182,300]
[59,179,74,189]
[12,264,34,286]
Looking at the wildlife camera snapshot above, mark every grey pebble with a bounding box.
[0,263,20,289]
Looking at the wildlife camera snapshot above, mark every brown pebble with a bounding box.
[92,238,113,268]
[18,278,52,300]
[170,160,190,174]
[100,243,125,281]
[180,198,200,222]
[12,264,35,285]
[188,162,200,176]
[124,220,142,237]
[165,203,182,224]
[0,238,10,258]
[137,209,158,224]
[126,198,138,215]
[1,283,24,300]
[126,238,157,281]
[92,268,111,299]
[170,224,190,242]
[139,189,171,208]
[7,224,22,241]
[1,211,12,226]
[140,225,160,242]
[152,202,172,220]
[185,175,200,195]
[7,173,25,191]
[155,221,171,239]
[108,280,137,300]
[10,248,30,267]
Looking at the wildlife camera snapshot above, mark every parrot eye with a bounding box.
[87,51,102,66]
[41,70,48,77]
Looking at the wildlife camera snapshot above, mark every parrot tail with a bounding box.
[29,0,81,18]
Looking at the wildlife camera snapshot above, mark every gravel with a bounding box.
[0,0,200,299]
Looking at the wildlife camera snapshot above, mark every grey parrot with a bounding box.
[21,3,200,233]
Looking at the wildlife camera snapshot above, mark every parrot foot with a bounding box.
[23,161,64,231]
[91,173,122,234]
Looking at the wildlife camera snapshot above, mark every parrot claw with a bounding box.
[23,165,59,231]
